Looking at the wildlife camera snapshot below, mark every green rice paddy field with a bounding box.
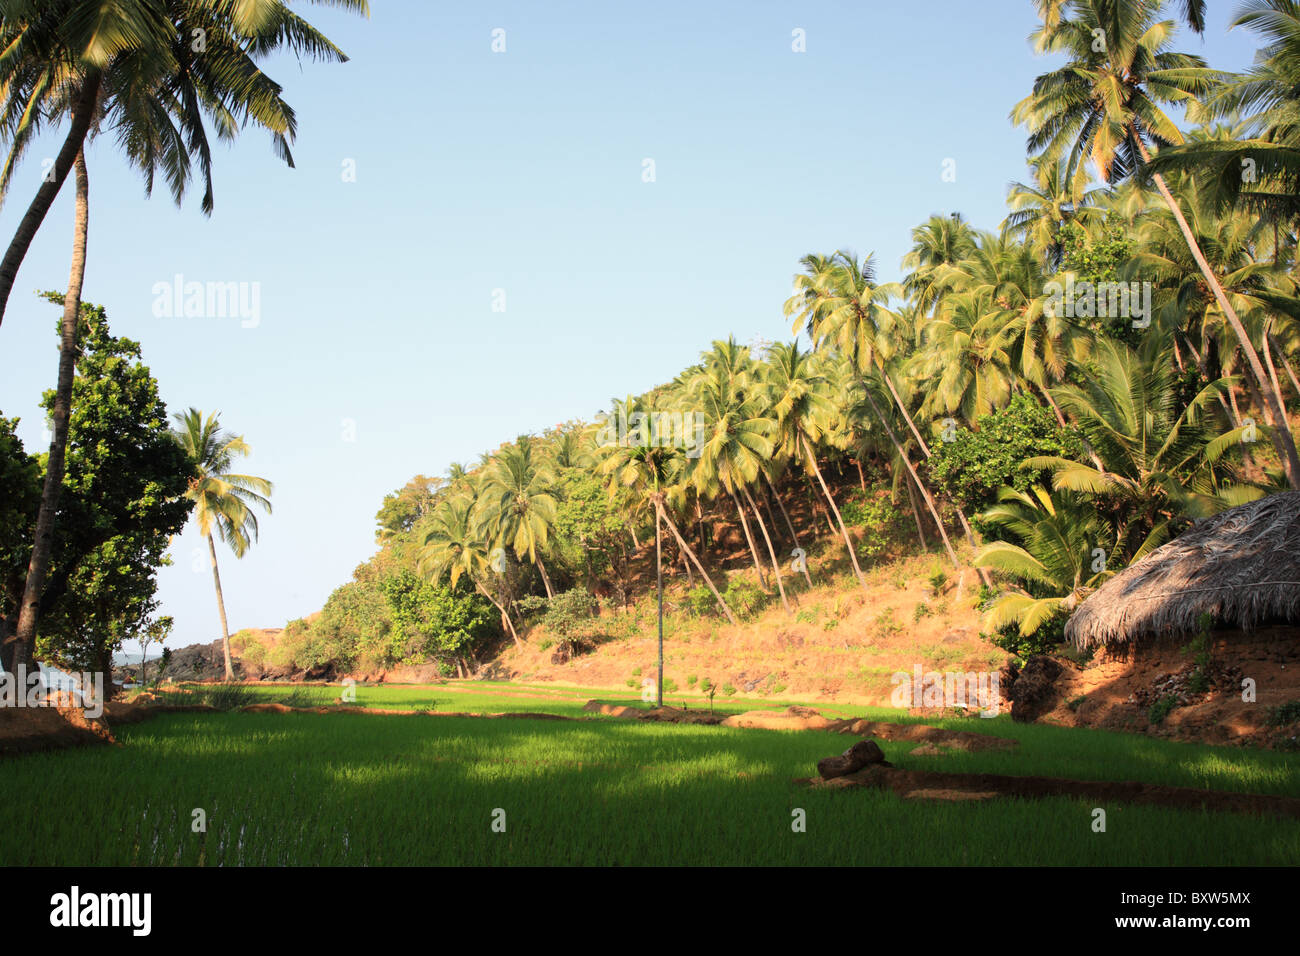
[2,683,1298,866]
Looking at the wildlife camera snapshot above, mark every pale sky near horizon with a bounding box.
[0,1,1262,653]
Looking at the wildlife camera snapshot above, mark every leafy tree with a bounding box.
[927,393,1087,515]
[3,303,192,680]
[378,569,495,671]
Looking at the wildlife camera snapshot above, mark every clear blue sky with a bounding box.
[0,1,1261,653]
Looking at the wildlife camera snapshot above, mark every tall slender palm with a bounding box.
[1012,0,1300,488]
[172,408,272,680]
[763,341,866,586]
[787,251,963,569]
[2,150,88,674]
[602,434,736,703]
[0,0,368,332]
[688,341,790,611]
[1,0,363,670]
[1003,154,1101,268]
[477,436,559,598]
[419,494,521,647]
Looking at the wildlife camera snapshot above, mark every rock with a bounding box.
[1010,655,1063,723]
[721,707,837,731]
[582,701,642,718]
[816,739,887,779]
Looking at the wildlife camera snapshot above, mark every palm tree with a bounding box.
[787,251,964,570]
[760,342,870,586]
[1,0,363,670]
[688,340,791,612]
[1012,0,1300,488]
[4,150,88,674]
[172,408,272,680]
[419,494,522,647]
[0,0,367,331]
[975,486,1115,638]
[1027,333,1253,559]
[476,437,559,598]
[1003,154,1101,268]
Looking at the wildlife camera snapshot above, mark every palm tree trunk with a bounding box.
[534,555,555,598]
[657,501,736,625]
[475,578,521,647]
[1271,332,1300,401]
[9,151,91,674]
[857,385,961,568]
[207,534,236,681]
[878,368,990,581]
[729,488,768,588]
[0,73,101,332]
[626,519,640,550]
[766,471,812,586]
[743,485,791,612]
[904,470,929,552]
[802,435,867,588]
[1138,140,1300,489]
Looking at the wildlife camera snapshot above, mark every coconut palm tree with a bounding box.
[787,251,963,570]
[688,340,791,612]
[1027,333,1254,559]
[172,408,272,680]
[1012,0,1300,488]
[0,0,367,331]
[975,486,1116,638]
[1,0,363,670]
[476,437,559,598]
[602,431,736,701]
[1003,154,1101,268]
[419,494,522,647]
[760,342,871,586]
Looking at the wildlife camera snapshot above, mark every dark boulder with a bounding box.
[817,739,888,779]
[1009,655,1063,723]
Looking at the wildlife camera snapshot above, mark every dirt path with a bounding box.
[806,764,1300,819]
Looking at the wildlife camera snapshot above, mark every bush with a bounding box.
[1267,700,1300,726]
[986,606,1067,660]
[1148,695,1179,725]
[725,578,769,619]
[686,585,718,618]
[841,488,905,565]
[926,393,1086,516]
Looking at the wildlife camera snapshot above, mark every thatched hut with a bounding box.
[1066,492,1300,650]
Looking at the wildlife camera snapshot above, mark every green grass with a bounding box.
[3,700,1298,865]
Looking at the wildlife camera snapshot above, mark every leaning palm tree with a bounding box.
[172,408,272,680]
[1,0,363,671]
[763,340,865,586]
[688,342,790,612]
[787,251,963,570]
[0,0,369,332]
[1012,0,1300,488]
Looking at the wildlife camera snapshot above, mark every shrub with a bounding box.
[1267,700,1300,726]
[1148,694,1179,725]
[926,393,1087,516]
[725,578,769,619]
[842,488,905,565]
[721,682,737,696]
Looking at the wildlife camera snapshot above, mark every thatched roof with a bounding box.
[1066,492,1300,649]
